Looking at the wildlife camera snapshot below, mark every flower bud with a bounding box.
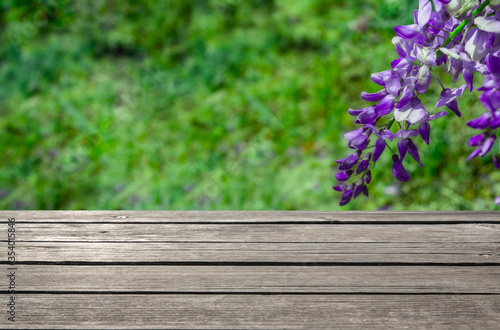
[392,155,410,182]
[365,170,372,185]
[339,184,354,206]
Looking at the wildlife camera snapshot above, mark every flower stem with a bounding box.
[430,67,445,90]
[387,118,396,130]
[436,0,490,56]
[385,141,397,155]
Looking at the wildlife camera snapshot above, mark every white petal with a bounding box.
[475,17,500,34]
[394,108,410,122]
[444,0,462,16]
[439,47,461,60]
[465,29,489,61]
[465,31,479,61]
[407,108,427,124]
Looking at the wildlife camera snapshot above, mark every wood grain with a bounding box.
[1,211,499,329]
[13,241,500,263]
[12,223,500,242]
[2,210,500,223]
[2,294,499,329]
[14,265,500,293]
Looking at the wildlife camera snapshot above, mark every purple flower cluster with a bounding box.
[333,0,500,206]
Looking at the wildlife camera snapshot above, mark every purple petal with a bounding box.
[392,58,413,78]
[486,54,500,76]
[495,196,500,206]
[355,153,372,176]
[386,76,402,96]
[479,93,496,113]
[426,111,448,121]
[396,85,414,109]
[392,154,410,182]
[374,94,395,116]
[394,24,419,39]
[427,16,444,34]
[338,150,361,171]
[353,183,364,199]
[363,185,369,197]
[339,184,354,206]
[344,128,362,140]
[446,99,461,117]
[466,147,481,161]
[398,139,408,161]
[348,132,369,150]
[419,122,430,145]
[408,139,423,167]
[335,170,353,182]
[435,88,452,108]
[467,113,492,130]
[355,107,377,125]
[393,37,409,58]
[332,185,346,192]
[361,90,388,102]
[394,129,419,139]
[374,128,398,141]
[463,69,474,92]
[348,108,364,116]
[436,52,447,67]
[450,85,467,99]
[479,135,496,157]
[371,70,393,86]
[467,133,486,146]
[365,170,372,184]
[391,58,402,68]
[417,0,432,28]
[490,111,500,129]
[373,137,386,162]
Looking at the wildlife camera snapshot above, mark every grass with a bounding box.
[0,0,498,210]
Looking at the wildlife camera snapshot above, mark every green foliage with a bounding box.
[0,0,497,209]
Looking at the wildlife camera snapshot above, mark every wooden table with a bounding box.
[1,211,499,329]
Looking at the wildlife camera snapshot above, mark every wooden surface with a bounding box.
[1,211,499,329]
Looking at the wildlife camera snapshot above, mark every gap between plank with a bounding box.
[3,220,500,224]
[2,291,500,295]
[2,261,499,266]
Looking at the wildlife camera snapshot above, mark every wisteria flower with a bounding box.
[333,0,500,208]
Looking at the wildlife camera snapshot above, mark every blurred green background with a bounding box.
[0,0,498,210]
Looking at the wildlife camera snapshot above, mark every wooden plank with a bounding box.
[1,211,498,328]
[10,223,500,242]
[9,222,500,263]
[2,294,499,329]
[12,265,500,293]
[2,210,500,223]
[12,241,500,263]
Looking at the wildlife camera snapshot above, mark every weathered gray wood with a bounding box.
[2,294,499,329]
[2,210,500,223]
[13,241,500,263]
[11,223,500,242]
[15,265,500,293]
[7,223,499,263]
[1,211,499,329]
